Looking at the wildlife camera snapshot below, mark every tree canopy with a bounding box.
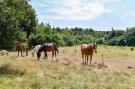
[0,0,135,50]
[0,0,37,49]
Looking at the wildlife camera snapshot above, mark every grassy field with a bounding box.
[0,45,135,89]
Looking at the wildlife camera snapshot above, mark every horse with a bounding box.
[37,43,58,60]
[32,45,41,57]
[16,42,28,57]
[81,43,97,66]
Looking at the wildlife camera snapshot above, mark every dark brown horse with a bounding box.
[16,42,28,57]
[81,43,97,65]
[37,43,58,60]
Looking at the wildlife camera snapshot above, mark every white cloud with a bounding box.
[39,0,110,21]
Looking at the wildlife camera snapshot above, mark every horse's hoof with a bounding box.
[127,66,134,69]
[104,65,108,68]
[81,63,83,65]
[51,60,53,62]
[56,59,58,62]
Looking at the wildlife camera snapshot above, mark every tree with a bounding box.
[0,0,37,50]
[126,27,135,46]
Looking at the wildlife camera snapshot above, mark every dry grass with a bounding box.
[0,45,135,89]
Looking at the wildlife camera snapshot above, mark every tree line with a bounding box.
[31,24,135,47]
[0,0,135,50]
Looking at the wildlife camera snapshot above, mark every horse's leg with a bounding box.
[21,50,23,57]
[18,51,19,57]
[84,54,87,64]
[45,52,48,60]
[21,49,24,57]
[26,48,28,56]
[43,51,45,59]
[55,50,56,57]
[32,50,35,57]
[25,48,26,56]
[52,51,54,58]
[22,50,24,57]
[90,54,92,66]
[37,52,40,60]
[82,53,84,64]
[44,51,46,60]
[87,55,89,65]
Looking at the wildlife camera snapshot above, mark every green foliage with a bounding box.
[107,37,126,46]
[96,38,105,44]
[0,0,37,50]
[29,23,135,47]
[1,0,135,49]
[30,23,96,47]
[103,28,135,46]
[125,27,135,46]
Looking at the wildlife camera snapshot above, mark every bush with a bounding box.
[96,38,105,44]
[107,37,126,46]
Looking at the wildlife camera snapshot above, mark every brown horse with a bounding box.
[16,42,28,57]
[37,43,58,60]
[81,43,97,65]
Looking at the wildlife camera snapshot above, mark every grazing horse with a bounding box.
[37,43,58,60]
[32,45,41,57]
[16,42,28,57]
[81,43,97,65]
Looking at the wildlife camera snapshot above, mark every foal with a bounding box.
[81,43,97,65]
[16,42,28,57]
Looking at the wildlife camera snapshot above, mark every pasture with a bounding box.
[0,45,135,89]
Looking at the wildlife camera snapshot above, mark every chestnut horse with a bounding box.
[16,42,28,57]
[81,43,97,65]
[37,43,58,60]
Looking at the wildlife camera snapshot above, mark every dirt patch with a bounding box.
[1,47,135,70]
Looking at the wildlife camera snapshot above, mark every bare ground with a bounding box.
[3,46,135,70]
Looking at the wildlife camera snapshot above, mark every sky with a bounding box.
[31,0,135,31]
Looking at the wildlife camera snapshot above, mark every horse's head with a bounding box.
[93,43,97,53]
[36,45,45,60]
[37,52,41,60]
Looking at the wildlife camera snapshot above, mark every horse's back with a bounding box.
[16,42,23,51]
[81,44,94,54]
[81,44,90,50]
[42,43,54,52]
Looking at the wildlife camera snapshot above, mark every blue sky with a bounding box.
[31,0,135,31]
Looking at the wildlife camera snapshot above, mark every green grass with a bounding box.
[97,45,135,58]
[0,45,135,89]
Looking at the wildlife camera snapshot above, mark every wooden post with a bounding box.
[102,54,104,65]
